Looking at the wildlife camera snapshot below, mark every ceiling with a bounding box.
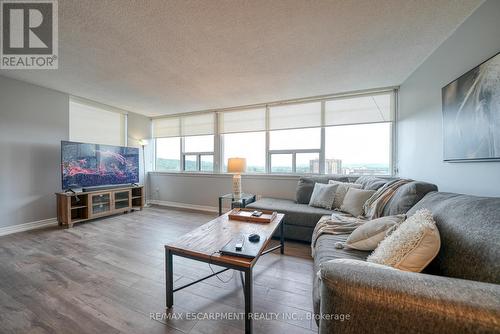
[0,0,482,116]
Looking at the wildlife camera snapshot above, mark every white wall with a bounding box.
[0,75,152,228]
[149,172,299,211]
[398,0,500,196]
[0,76,69,228]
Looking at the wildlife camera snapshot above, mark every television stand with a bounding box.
[56,185,144,228]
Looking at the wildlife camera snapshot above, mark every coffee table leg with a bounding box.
[280,221,285,254]
[244,269,253,334]
[165,248,173,308]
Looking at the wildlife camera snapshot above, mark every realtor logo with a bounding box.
[1,0,58,69]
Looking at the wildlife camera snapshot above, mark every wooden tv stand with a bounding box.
[56,185,144,228]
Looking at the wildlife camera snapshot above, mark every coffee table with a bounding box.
[165,212,285,334]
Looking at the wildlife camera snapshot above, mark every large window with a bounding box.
[222,132,266,173]
[154,113,215,172]
[269,128,321,173]
[156,137,181,171]
[325,123,391,175]
[69,99,126,146]
[183,135,214,172]
[153,90,395,175]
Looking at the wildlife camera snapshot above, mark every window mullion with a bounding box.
[180,137,185,171]
[265,105,270,174]
[320,101,326,174]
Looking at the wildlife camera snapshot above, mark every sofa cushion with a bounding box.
[246,198,333,228]
[382,181,438,216]
[367,209,440,272]
[312,233,370,316]
[407,192,500,284]
[340,188,376,217]
[309,183,339,209]
[329,181,362,209]
[296,175,349,204]
[346,214,406,251]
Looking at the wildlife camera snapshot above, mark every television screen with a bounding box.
[61,141,139,190]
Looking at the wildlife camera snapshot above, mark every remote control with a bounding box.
[251,211,263,217]
[235,237,244,251]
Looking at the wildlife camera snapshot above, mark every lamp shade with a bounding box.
[227,157,246,173]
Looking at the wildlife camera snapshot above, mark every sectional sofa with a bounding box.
[246,175,437,242]
[247,176,500,333]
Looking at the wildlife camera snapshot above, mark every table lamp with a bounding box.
[227,157,246,199]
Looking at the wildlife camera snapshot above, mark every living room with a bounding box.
[0,0,499,333]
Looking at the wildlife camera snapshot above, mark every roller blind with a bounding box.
[153,117,180,138]
[69,100,125,146]
[153,113,215,138]
[269,102,321,130]
[325,93,393,126]
[219,108,266,134]
[181,113,215,136]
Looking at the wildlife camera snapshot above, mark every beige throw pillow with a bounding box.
[346,214,406,251]
[340,188,376,217]
[328,180,362,209]
[367,209,440,272]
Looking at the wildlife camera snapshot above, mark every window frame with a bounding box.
[153,89,397,176]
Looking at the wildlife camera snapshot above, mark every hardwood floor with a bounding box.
[0,206,318,334]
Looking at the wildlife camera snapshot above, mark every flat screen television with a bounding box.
[61,141,139,190]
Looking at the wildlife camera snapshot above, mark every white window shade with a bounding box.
[153,117,180,138]
[325,93,393,126]
[269,102,321,130]
[69,100,125,146]
[219,108,266,134]
[181,113,215,136]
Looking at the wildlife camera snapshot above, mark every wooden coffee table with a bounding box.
[165,212,285,334]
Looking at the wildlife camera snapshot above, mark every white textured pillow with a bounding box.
[346,214,406,251]
[328,180,362,209]
[308,183,339,209]
[367,209,440,272]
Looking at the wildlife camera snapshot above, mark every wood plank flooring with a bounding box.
[0,206,317,334]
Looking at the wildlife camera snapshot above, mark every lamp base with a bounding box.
[232,174,242,199]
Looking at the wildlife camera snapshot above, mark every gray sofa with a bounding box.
[248,175,500,333]
[318,191,500,333]
[247,175,437,242]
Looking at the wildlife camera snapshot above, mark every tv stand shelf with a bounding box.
[56,185,144,228]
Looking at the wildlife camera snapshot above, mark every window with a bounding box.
[153,90,395,175]
[269,128,321,173]
[183,135,214,172]
[222,132,266,173]
[325,123,391,175]
[156,137,180,171]
[270,154,292,173]
[69,99,126,146]
[269,128,321,150]
[154,113,215,172]
[219,108,267,173]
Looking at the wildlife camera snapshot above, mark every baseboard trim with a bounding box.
[148,200,219,214]
[0,218,58,237]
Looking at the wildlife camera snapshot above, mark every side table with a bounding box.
[218,193,256,216]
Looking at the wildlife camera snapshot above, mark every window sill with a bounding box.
[148,171,304,180]
[148,171,394,180]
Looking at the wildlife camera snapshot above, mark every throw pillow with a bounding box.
[328,181,362,209]
[367,209,440,272]
[346,214,406,251]
[340,188,376,217]
[308,183,339,210]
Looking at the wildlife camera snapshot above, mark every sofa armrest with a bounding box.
[318,259,500,334]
